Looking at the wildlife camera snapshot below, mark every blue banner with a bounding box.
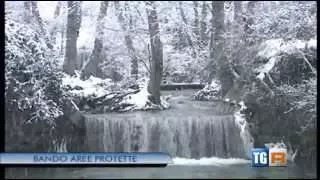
[0,152,173,166]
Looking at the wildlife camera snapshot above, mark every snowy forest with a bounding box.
[4,1,317,178]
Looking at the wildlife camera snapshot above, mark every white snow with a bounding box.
[307,39,317,49]
[210,80,221,91]
[62,71,112,98]
[171,157,249,166]
[62,73,170,111]
[256,57,277,80]
[256,38,317,80]
[194,79,222,101]
[238,101,246,108]
[258,39,283,58]
[122,81,170,110]
[124,85,150,109]
[258,38,317,58]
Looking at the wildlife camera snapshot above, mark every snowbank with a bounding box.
[62,71,113,98]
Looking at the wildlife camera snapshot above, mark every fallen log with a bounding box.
[160,83,205,90]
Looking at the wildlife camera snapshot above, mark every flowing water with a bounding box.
[83,96,249,158]
[5,90,316,179]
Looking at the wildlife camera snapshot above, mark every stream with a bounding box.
[5,90,316,179]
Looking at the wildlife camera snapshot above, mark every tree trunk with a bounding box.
[61,24,65,56]
[244,1,256,46]
[30,1,44,34]
[30,1,53,49]
[114,1,139,80]
[233,1,243,43]
[230,1,243,74]
[193,1,200,41]
[50,2,62,45]
[178,2,194,49]
[81,1,108,79]
[210,1,230,96]
[23,1,32,23]
[54,1,62,17]
[200,1,208,47]
[63,1,82,75]
[147,2,163,105]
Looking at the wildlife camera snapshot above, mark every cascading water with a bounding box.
[81,90,253,160]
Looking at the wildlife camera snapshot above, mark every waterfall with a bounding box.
[234,101,254,159]
[83,112,251,159]
[52,138,68,152]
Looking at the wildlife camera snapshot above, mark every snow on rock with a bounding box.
[121,82,171,111]
[194,79,222,101]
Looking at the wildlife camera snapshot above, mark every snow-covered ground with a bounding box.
[120,84,170,111]
[62,72,170,111]
[62,71,113,98]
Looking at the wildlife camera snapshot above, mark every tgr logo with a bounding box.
[251,146,287,167]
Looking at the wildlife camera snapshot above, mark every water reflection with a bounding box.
[5,163,316,179]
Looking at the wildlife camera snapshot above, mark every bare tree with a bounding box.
[31,2,46,38]
[60,2,66,56]
[244,1,256,46]
[146,1,163,105]
[178,1,194,49]
[193,1,200,41]
[63,1,82,75]
[233,1,243,44]
[50,2,62,46]
[23,1,32,23]
[81,1,108,79]
[209,1,231,96]
[27,1,53,49]
[114,1,139,80]
[200,1,208,47]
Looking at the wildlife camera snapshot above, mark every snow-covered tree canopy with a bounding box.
[5,4,64,126]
